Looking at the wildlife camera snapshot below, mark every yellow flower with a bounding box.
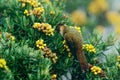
[67,48,70,52]
[106,11,120,25]
[95,25,105,34]
[52,74,57,79]
[19,0,41,7]
[0,59,9,71]
[50,11,55,15]
[91,66,102,75]
[19,0,42,16]
[30,1,40,7]
[10,36,15,41]
[88,0,108,15]
[83,44,96,53]
[21,3,26,7]
[1,32,15,41]
[62,40,66,44]
[51,53,58,63]
[36,39,46,49]
[33,22,41,29]
[24,9,29,16]
[106,11,120,35]
[63,40,72,57]
[71,10,87,26]
[0,59,6,66]
[33,7,44,16]
[68,52,72,57]
[33,23,54,36]
[0,64,3,68]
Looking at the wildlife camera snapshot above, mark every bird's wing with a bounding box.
[64,33,73,47]
[64,33,88,72]
[64,33,76,54]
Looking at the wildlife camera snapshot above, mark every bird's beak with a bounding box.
[55,26,60,32]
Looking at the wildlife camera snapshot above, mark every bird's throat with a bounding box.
[60,26,65,37]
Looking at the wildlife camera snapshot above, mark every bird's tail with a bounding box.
[76,48,88,73]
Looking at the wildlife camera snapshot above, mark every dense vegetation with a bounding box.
[0,0,120,80]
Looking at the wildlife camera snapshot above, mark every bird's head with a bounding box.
[55,23,66,36]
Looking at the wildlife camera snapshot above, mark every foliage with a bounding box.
[0,0,120,80]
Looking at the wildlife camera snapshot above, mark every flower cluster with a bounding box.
[33,23,54,36]
[19,0,44,17]
[63,40,72,57]
[32,7,44,16]
[52,74,57,80]
[18,0,41,7]
[0,32,15,41]
[23,10,29,16]
[36,39,58,63]
[106,11,120,25]
[91,66,102,75]
[70,10,87,26]
[88,0,108,15]
[83,44,96,53]
[0,59,9,71]
[36,39,46,49]
[106,11,120,34]
[42,47,58,63]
